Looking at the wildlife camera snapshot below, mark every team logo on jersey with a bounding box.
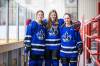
[48,26,58,36]
[36,29,45,40]
[62,31,72,42]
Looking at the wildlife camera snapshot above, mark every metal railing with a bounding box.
[82,15,100,66]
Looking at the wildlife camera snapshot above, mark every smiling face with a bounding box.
[47,10,58,29]
[64,14,71,24]
[50,12,57,21]
[36,11,44,22]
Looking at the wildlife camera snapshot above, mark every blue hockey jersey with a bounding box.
[59,25,82,58]
[24,21,46,55]
[45,19,64,50]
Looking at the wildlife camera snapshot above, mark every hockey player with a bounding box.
[24,10,46,66]
[45,10,62,66]
[59,13,83,66]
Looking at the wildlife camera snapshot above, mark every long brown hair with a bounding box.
[47,10,58,29]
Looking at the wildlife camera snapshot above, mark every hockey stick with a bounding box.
[78,54,81,66]
[24,53,28,66]
[24,51,30,66]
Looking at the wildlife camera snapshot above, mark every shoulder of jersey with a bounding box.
[29,20,37,26]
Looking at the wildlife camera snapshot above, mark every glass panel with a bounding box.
[31,12,35,20]
[9,0,18,43]
[0,0,8,44]
[27,10,31,19]
[19,6,26,41]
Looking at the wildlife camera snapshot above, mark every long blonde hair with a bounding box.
[47,10,58,29]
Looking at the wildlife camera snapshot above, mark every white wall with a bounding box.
[44,0,65,18]
[78,0,100,22]
[15,0,100,20]
[18,0,65,18]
